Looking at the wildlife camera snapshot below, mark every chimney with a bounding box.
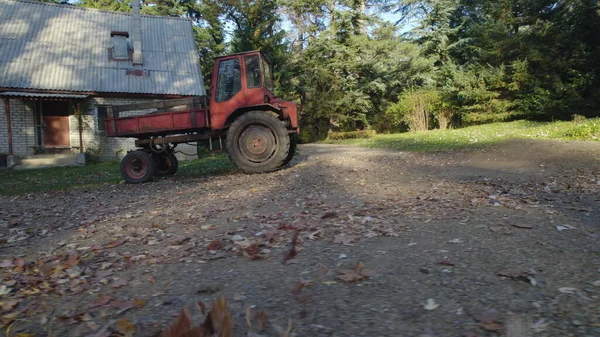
[131,0,143,65]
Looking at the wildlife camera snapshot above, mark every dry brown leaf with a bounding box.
[254,309,269,331]
[134,298,146,308]
[112,278,129,288]
[116,318,135,337]
[39,261,62,276]
[245,307,252,328]
[203,296,232,337]
[283,230,299,262]
[333,233,357,245]
[207,240,222,251]
[1,299,20,312]
[338,262,375,282]
[105,237,128,249]
[290,280,305,295]
[283,318,292,337]
[198,301,207,316]
[65,252,80,268]
[92,295,113,308]
[161,308,193,337]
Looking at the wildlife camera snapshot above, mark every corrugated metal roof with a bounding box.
[0,0,206,96]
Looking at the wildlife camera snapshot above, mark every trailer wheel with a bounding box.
[281,133,297,167]
[153,154,178,177]
[226,111,290,173]
[121,150,156,184]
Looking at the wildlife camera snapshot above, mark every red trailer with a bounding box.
[105,51,299,183]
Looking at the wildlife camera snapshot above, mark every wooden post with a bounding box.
[77,103,83,154]
[3,97,13,155]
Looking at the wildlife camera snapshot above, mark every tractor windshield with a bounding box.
[261,56,274,93]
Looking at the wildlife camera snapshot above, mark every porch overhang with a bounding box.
[0,92,88,100]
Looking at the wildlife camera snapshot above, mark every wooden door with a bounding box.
[43,116,70,147]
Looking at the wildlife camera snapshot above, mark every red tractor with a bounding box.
[105,51,299,183]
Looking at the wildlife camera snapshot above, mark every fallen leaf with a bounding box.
[338,262,375,282]
[112,279,129,288]
[321,211,338,219]
[198,301,207,316]
[283,318,292,337]
[333,233,357,245]
[65,252,80,268]
[423,298,440,311]
[283,230,299,262]
[116,318,136,337]
[1,299,19,312]
[39,261,62,276]
[93,295,113,308]
[512,223,534,229]
[203,296,232,337]
[207,240,222,251]
[291,281,305,295]
[105,237,128,249]
[498,269,535,283]
[133,298,146,308]
[161,308,193,337]
[475,310,503,332]
[246,307,252,328]
[439,258,456,266]
[254,309,269,331]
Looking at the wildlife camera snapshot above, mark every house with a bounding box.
[0,0,205,168]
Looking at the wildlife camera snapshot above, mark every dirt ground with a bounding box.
[0,140,599,337]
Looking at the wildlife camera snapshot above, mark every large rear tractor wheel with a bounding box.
[120,150,156,184]
[152,153,179,177]
[226,111,290,173]
[282,132,297,167]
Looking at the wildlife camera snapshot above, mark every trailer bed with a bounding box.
[104,97,209,138]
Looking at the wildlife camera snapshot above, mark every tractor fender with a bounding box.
[224,104,286,128]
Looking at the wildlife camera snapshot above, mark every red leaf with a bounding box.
[207,240,222,251]
[291,280,305,296]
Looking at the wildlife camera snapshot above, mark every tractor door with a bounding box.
[209,55,244,129]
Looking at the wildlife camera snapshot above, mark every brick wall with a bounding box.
[0,98,36,156]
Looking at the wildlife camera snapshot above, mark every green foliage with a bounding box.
[327,129,376,140]
[563,119,600,140]
[324,120,596,152]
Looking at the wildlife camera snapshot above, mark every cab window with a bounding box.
[261,57,274,93]
[245,55,262,89]
[216,58,241,102]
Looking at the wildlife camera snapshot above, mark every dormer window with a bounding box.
[110,32,130,61]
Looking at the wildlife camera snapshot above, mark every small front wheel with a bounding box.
[121,150,156,184]
[226,111,290,173]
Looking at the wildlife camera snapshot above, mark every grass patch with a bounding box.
[0,154,235,196]
[322,119,599,152]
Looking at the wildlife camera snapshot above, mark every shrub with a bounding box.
[563,118,600,140]
[327,130,377,140]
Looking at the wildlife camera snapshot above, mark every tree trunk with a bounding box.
[329,0,335,39]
